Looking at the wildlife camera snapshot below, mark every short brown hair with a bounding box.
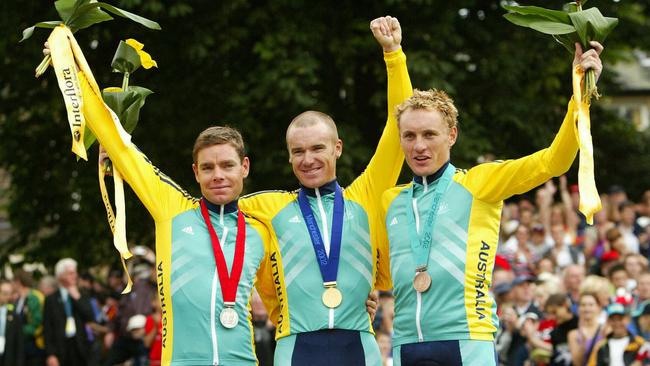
[395,89,458,129]
[192,126,245,163]
[606,227,622,243]
[13,269,34,288]
[545,293,570,310]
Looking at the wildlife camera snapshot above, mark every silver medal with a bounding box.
[219,306,239,328]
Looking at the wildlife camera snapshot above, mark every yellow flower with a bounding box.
[125,38,158,69]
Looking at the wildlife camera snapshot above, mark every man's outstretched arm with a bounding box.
[459,42,604,203]
[346,16,413,205]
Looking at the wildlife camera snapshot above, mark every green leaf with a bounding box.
[529,21,576,35]
[503,13,548,28]
[568,8,619,47]
[96,3,161,30]
[54,0,88,22]
[553,33,582,53]
[111,41,142,74]
[504,13,576,35]
[20,21,63,42]
[121,86,153,132]
[503,5,571,24]
[84,86,153,150]
[68,7,113,32]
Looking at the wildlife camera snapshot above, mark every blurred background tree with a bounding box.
[1,0,649,267]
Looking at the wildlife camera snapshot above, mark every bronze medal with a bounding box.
[413,271,432,293]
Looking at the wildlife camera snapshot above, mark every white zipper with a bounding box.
[412,194,424,342]
[315,188,335,329]
[314,188,331,255]
[210,209,229,365]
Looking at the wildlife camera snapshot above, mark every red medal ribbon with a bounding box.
[200,199,246,303]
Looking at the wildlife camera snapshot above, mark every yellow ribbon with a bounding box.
[98,161,133,294]
[49,25,134,292]
[48,26,87,161]
[572,65,602,225]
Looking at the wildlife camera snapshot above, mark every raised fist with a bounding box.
[370,16,402,53]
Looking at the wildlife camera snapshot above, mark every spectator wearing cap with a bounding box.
[587,303,645,366]
[512,275,542,318]
[494,282,513,313]
[507,275,543,365]
[546,294,579,366]
[599,250,622,278]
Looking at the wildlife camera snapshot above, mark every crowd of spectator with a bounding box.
[0,176,648,366]
[0,247,161,366]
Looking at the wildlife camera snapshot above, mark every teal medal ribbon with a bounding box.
[406,163,455,273]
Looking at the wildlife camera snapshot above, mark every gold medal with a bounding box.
[322,287,343,308]
[413,271,432,293]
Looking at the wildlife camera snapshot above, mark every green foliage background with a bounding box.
[1,0,650,267]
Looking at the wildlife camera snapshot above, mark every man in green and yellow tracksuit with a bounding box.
[380,42,605,365]
[239,16,412,365]
[48,29,274,365]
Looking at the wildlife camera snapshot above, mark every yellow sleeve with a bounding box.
[239,191,290,225]
[374,189,398,291]
[456,99,578,203]
[252,220,280,326]
[78,72,195,221]
[344,48,411,292]
[344,47,412,205]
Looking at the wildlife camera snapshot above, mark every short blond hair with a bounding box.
[395,89,458,129]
